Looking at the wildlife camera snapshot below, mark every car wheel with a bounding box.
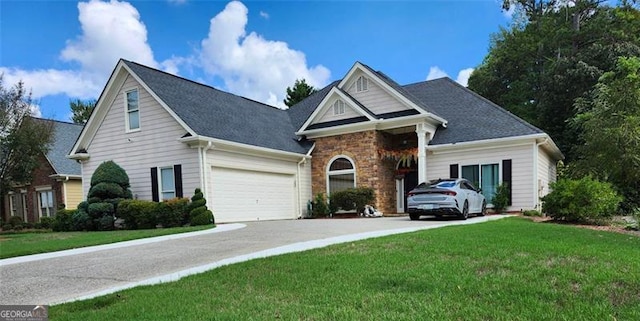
[459,201,469,220]
[479,200,487,216]
[409,213,420,221]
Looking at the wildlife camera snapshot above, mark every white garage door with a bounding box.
[211,167,296,222]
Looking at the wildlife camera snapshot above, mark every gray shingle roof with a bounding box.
[48,120,83,175]
[403,78,544,145]
[287,80,339,131]
[124,60,312,154]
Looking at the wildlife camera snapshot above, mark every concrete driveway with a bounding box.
[0,215,509,305]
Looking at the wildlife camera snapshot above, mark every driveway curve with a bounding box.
[0,215,509,305]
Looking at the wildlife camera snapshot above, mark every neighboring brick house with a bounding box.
[2,120,83,223]
[69,60,563,223]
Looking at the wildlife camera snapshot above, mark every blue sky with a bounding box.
[1,0,512,121]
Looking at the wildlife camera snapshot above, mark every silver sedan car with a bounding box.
[407,178,486,220]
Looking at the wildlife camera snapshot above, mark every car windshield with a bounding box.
[431,181,456,188]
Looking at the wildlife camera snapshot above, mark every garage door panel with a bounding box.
[211,167,295,222]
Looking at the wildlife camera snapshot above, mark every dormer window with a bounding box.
[333,99,346,115]
[126,89,140,131]
[356,76,368,92]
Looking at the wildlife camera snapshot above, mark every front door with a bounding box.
[396,158,419,213]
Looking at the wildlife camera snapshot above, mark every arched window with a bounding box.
[327,156,356,195]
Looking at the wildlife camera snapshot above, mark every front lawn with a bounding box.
[52,218,640,320]
[0,225,213,259]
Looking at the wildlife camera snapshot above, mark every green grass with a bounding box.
[52,218,640,320]
[0,225,213,259]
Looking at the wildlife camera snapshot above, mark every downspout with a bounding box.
[62,176,69,208]
[202,141,213,205]
[297,157,306,219]
[533,138,549,211]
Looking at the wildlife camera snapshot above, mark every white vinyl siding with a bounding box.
[346,72,412,115]
[80,74,200,201]
[427,143,534,211]
[536,147,556,207]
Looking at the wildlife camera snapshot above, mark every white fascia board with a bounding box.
[179,136,310,162]
[297,87,374,132]
[49,174,82,180]
[536,135,564,160]
[338,62,448,126]
[427,134,549,154]
[298,114,439,138]
[67,153,90,160]
[121,64,197,138]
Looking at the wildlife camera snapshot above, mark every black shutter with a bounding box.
[151,167,159,202]
[502,159,512,206]
[449,164,459,178]
[174,164,183,198]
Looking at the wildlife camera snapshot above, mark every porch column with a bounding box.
[416,123,429,183]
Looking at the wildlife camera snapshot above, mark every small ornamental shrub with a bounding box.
[161,197,191,227]
[522,210,542,217]
[116,199,158,230]
[8,216,23,227]
[2,223,12,231]
[188,188,214,226]
[492,184,510,213]
[329,187,375,214]
[542,177,622,224]
[13,224,23,231]
[72,202,91,231]
[312,193,330,218]
[84,161,133,230]
[52,209,76,232]
[39,217,55,229]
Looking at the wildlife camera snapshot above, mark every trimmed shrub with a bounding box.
[492,183,510,213]
[116,199,157,229]
[159,198,190,227]
[52,209,75,232]
[522,210,542,217]
[13,224,23,231]
[189,188,214,226]
[39,217,55,229]
[72,207,91,231]
[84,161,133,230]
[329,187,375,213]
[542,177,622,224]
[8,216,23,227]
[2,224,12,231]
[312,193,330,218]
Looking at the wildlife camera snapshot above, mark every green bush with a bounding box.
[33,223,43,229]
[163,197,191,227]
[522,210,542,217]
[72,206,91,231]
[2,223,12,231]
[89,182,125,199]
[39,217,55,229]
[116,199,158,229]
[13,224,23,231]
[542,177,622,224]
[492,183,510,213]
[329,187,375,213]
[189,188,214,226]
[312,193,330,218]
[52,209,76,232]
[8,216,23,226]
[90,160,131,187]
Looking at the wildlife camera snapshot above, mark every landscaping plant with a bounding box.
[312,193,330,218]
[542,176,622,224]
[329,187,375,214]
[491,183,510,213]
[188,188,214,226]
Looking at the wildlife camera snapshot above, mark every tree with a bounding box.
[468,2,640,161]
[571,56,640,210]
[283,79,317,107]
[1,76,53,220]
[70,98,95,124]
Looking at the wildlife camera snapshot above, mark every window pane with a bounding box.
[129,110,140,129]
[329,173,355,194]
[481,164,500,202]
[127,90,138,111]
[162,192,176,200]
[329,158,353,170]
[461,165,479,187]
[161,168,175,192]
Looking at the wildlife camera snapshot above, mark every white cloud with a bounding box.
[259,11,269,19]
[29,104,42,118]
[1,0,162,100]
[426,66,448,81]
[198,1,330,108]
[455,68,474,87]
[425,66,474,87]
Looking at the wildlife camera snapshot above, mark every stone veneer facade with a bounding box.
[311,130,416,214]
